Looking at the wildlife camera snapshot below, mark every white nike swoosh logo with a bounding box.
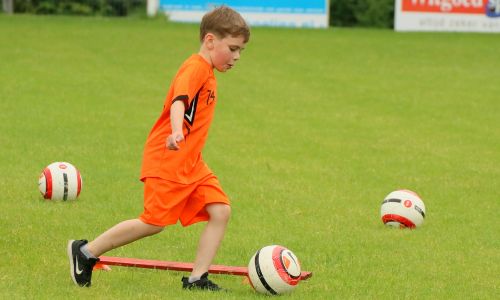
[75,257,84,275]
[184,95,199,125]
[185,100,196,122]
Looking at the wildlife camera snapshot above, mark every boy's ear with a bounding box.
[203,33,216,50]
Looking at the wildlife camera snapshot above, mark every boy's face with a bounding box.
[209,35,246,72]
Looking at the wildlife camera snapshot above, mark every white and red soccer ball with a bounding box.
[380,189,426,229]
[38,162,82,201]
[247,245,301,295]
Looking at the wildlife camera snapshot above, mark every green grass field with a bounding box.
[0,14,499,299]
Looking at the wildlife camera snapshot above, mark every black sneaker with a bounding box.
[67,239,99,287]
[181,272,223,291]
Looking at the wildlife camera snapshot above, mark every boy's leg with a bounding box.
[191,203,231,277]
[87,218,164,257]
[68,219,163,287]
[181,203,230,291]
[180,175,231,290]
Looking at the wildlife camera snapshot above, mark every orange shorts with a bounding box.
[139,175,230,227]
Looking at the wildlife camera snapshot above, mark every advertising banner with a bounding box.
[158,0,329,28]
[395,0,500,32]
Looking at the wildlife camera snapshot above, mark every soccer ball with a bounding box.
[38,162,82,201]
[380,189,426,229]
[247,245,301,295]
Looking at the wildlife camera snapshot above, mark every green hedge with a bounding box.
[330,0,395,28]
[13,0,144,16]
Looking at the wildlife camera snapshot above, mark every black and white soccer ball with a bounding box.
[380,189,426,229]
[247,245,301,295]
[38,162,82,201]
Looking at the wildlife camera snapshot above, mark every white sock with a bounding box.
[188,276,201,283]
[80,244,97,259]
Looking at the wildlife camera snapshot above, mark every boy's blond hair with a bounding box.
[200,6,250,43]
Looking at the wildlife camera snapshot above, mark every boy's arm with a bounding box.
[166,100,185,150]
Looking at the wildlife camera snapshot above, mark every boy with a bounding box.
[67,6,250,291]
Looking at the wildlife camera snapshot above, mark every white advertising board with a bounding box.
[157,0,329,28]
[395,0,500,32]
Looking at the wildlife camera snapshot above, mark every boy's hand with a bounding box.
[166,132,184,150]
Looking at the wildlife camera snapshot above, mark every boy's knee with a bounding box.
[139,219,165,235]
[220,204,231,221]
[150,224,165,235]
[208,204,231,223]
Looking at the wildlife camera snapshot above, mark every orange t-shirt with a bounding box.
[140,54,217,184]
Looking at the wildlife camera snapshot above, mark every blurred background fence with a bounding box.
[7,0,396,28]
